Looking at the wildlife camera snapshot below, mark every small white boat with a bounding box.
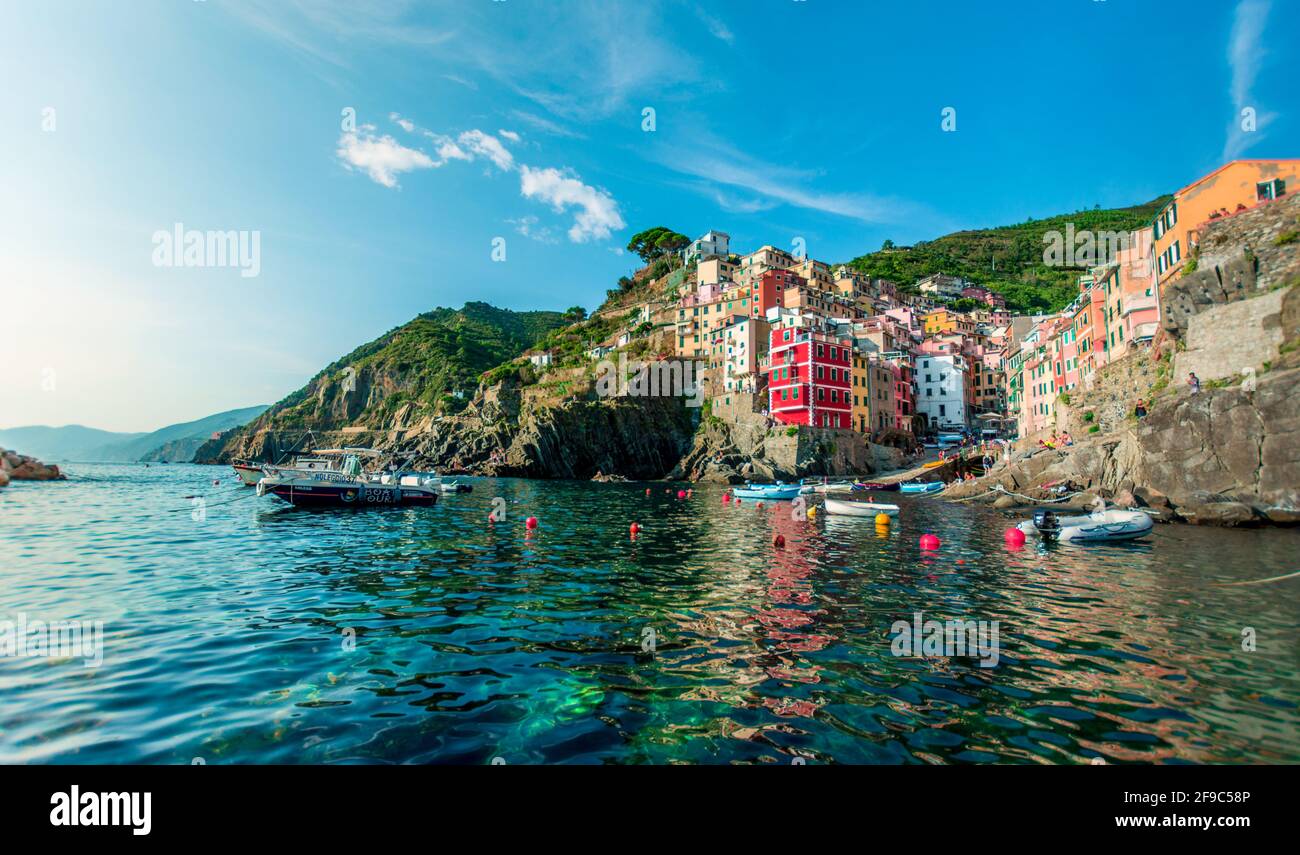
[824,496,900,516]
[1017,508,1154,543]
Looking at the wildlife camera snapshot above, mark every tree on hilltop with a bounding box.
[627,227,690,263]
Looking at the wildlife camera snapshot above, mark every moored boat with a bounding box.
[257,468,440,508]
[232,461,264,486]
[824,496,900,516]
[899,481,944,494]
[732,482,802,500]
[857,481,899,492]
[1017,508,1153,543]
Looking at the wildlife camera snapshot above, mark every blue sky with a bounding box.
[2,0,1295,432]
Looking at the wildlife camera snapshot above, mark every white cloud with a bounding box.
[336,115,623,244]
[336,128,435,188]
[519,165,625,243]
[458,129,515,171]
[1223,0,1272,160]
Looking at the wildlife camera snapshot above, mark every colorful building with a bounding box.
[1152,159,1300,287]
[768,327,854,429]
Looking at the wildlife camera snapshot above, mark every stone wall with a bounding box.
[1160,191,1300,341]
[1176,286,1294,384]
[1052,348,1161,438]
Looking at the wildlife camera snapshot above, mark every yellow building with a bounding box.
[1153,159,1300,286]
[923,309,956,334]
[851,354,871,433]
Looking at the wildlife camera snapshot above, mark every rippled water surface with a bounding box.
[2,463,1298,764]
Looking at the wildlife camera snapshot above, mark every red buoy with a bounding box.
[525,516,538,530]
[677,490,687,500]
[630,522,640,535]
[645,488,651,496]
[723,494,731,503]
[1004,527,1026,547]
[773,534,785,548]
[919,533,941,551]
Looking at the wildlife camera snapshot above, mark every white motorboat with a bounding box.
[256,453,440,508]
[1017,508,1154,543]
[823,496,900,516]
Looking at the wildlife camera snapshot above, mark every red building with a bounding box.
[767,326,853,428]
[750,269,806,319]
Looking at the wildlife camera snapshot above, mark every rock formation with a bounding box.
[0,448,66,485]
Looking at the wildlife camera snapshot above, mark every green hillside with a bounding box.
[252,301,576,429]
[845,196,1170,312]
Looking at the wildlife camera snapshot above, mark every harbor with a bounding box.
[2,463,1297,764]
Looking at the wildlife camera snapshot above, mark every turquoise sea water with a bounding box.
[1,463,1297,764]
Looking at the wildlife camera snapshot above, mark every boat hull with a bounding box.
[1017,510,1153,542]
[899,482,944,494]
[262,481,439,508]
[857,482,899,492]
[732,484,802,500]
[232,463,263,486]
[824,497,900,516]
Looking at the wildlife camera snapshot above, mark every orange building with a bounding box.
[1152,159,1299,286]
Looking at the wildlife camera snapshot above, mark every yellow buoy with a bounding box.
[875,513,891,526]
[807,507,817,518]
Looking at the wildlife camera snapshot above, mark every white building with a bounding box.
[913,353,968,431]
[712,316,770,393]
[916,273,968,299]
[683,230,731,263]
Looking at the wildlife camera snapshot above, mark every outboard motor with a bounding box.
[1032,509,1061,540]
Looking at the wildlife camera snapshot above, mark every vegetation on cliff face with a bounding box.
[242,301,575,432]
[845,197,1171,313]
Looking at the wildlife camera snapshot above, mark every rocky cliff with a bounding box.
[948,193,1300,525]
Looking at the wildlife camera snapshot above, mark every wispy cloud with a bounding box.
[1223,0,1273,160]
[649,131,928,225]
[507,215,559,245]
[692,4,734,44]
[338,114,623,242]
[441,73,478,90]
[509,110,585,140]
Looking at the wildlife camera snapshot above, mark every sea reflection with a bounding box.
[0,464,1296,764]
